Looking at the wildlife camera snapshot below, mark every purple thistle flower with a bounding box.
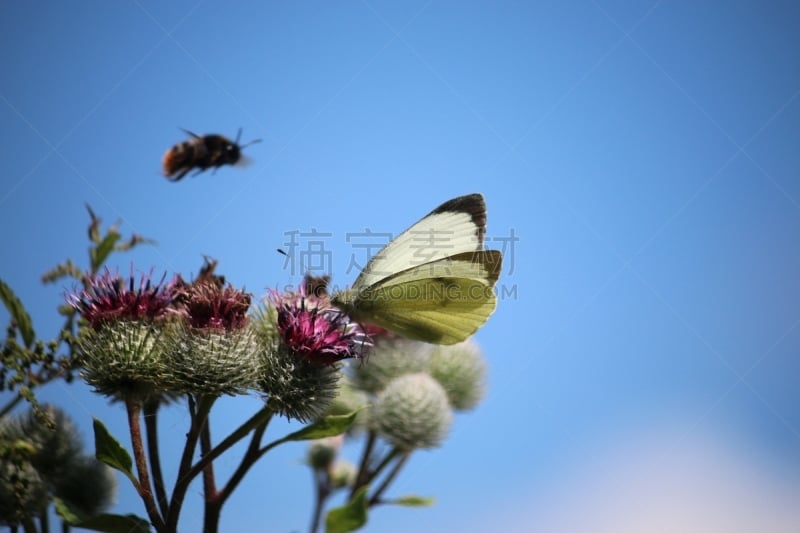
[270,289,368,365]
[68,268,179,329]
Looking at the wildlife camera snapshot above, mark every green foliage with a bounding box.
[55,498,150,533]
[284,410,362,443]
[325,486,368,533]
[388,495,435,507]
[93,418,136,484]
[2,203,153,418]
[54,456,116,516]
[0,408,117,529]
[0,278,35,349]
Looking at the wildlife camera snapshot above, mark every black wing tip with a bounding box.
[431,193,487,242]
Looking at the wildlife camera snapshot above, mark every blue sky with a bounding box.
[2,1,800,531]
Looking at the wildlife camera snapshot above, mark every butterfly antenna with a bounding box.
[234,127,242,145]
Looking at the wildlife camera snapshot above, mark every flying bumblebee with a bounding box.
[162,128,261,181]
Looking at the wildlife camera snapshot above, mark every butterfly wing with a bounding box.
[351,194,488,291]
[339,250,502,344]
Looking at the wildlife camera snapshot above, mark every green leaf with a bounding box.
[93,418,136,484]
[0,277,35,348]
[86,204,101,243]
[90,231,121,271]
[76,514,151,533]
[41,259,83,285]
[116,234,156,251]
[326,486,368,533]
[54,496,84,524]
[284,410,363,443]
[56,499,150,533]
[388,495,435,507]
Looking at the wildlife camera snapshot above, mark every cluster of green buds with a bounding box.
[329,333,487,452]
[0,405,116,527]
[302,332,487,528]
[68,268,367,419]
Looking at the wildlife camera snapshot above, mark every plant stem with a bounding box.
[200,416,217,498]
[38,508,49,533]
[215,415,270,505]
[169,401,271,531]
[362,447,401,491]
[202,408,272,533]
[185,404,273,487]
[125,398,166,531]
[369,451,410,506]
[350,430,376,499]
[166,394,215,532]
[199,412,220,533]
[308,469,330,533]
[0,394,23,418]
[143,399,169,518]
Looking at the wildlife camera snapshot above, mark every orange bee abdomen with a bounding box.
[163,140,204,181]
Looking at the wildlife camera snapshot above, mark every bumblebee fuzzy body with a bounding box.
[162,129,259,181]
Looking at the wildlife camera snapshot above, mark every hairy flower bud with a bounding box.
[429,340,486,411]
[330,460,357,489]
[351,337,432,394]
[373,373,452,450]
[307,436,343,471]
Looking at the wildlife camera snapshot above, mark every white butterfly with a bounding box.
[332,194,502,345]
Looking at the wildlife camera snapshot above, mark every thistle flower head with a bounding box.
[270,288,368,365]
[164,322,260,396]
[68,267,179,329]
[164,280,258,395]
[179,281,251,331]
[67,267,176,400]
[254,284,365,422]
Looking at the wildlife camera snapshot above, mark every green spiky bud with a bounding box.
[259,343,340,422]
[429,340,486,411]
[76,321,167,400]
[251,304,280,349]
[352,337,432,394]
[373,373,452,450]
[165,323,260,396]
